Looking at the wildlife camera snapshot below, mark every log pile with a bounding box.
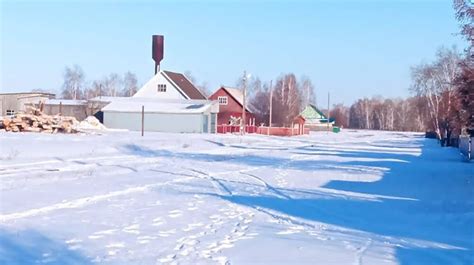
[2,107,79,133]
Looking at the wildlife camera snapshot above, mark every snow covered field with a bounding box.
[0,130,472,265]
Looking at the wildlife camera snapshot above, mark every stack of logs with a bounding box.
[2,107,78,133]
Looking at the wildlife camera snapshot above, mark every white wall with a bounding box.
[104,112,206,133]
[133,72,187,100]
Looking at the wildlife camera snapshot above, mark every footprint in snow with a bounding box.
[105,242,125,248]
[168,210,183,218]
[158,229,176,237]
[158,254,176,263]
[122,224,140,235]
[137,235,156,244]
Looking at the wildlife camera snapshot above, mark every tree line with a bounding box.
[337,1,472,137]
[247,0,473,137]
[246,44,471,137]
[338,46,470,138]
[60,65,139,100]
[243,73,316,127]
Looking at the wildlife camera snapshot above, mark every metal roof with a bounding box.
[163,71,207,100]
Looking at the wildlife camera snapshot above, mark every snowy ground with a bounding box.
[0,130,472,265]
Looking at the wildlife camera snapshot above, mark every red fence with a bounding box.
[256,126,309,136]
[217,125,309,136]
[217,125,257,134]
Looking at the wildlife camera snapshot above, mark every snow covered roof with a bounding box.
[44,99,87,106]
[102,97,218,114]
[88,96,130,103]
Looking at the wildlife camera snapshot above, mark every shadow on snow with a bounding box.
[0,229,92,265]
[122,136,473,265]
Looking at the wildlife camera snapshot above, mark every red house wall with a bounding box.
[209,88,254,125]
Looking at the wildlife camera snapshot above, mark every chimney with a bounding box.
[152,35,164,74]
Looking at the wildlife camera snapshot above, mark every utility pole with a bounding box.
[327,92,330,133]
[141,105,145,137]
[241,71,247,135]
[268,80,273,135]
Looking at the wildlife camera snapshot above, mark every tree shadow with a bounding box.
[0,229,92,265]
[122,137,473,264]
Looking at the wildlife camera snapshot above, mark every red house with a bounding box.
[209,86,255,126]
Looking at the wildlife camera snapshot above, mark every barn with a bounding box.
[0,92,55,116]
[102,98,219,133]
[208,86,255,126]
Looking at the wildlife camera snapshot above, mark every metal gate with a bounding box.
[203,115,209,133]
[210,113,216,133]
[459,136,473,161]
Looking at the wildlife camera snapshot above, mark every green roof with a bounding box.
[300,104,326,120]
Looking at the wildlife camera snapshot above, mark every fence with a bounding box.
[256,126,309,136]
[459,136,473,160]
[216,125,309,136]
[217,125,257,134]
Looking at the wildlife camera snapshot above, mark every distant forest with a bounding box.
[246,0,473,138]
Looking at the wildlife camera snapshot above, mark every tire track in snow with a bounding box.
[354,239,372,265]
[0,157,188,192]
[0,155,137,176]
[239,172,291,199]
[186,168,233,196]
[0,176,194,222]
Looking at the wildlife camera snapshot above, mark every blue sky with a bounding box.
[0,0,466,105]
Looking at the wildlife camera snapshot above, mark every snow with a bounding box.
[101,97,216,114]
[75,116,107,131]
[0,130,472,265]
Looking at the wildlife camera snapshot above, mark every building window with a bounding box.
[6,110,15,116]
[218,96,228,105]
[157,84,167,92]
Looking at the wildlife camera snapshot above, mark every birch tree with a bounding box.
[122,71,138,97]
[61,65,85,100]
[410,47,462,137]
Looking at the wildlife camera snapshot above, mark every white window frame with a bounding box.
[6,110,15,116]
[218,96,228,105]
[157,84,167,92]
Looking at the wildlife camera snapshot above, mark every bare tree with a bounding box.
[84,80,105,99]
[121,71,138,97]
[330,104,349,128]
[453,0,474,43]
[108,73,122,97]
[300,76,316,108]
[272,74,302,126]
[249,81,271,125]
[61,65,85,100]
[410,47,462,137]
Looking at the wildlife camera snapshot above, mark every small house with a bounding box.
[208,86,255,126]
[300,104,334,131]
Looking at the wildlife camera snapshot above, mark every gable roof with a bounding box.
[300,104,326,120]
[212,86,254,113]
[163,70,206,100]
